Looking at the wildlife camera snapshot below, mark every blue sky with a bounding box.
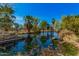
[12,3,79,24]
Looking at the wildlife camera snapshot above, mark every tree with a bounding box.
[24,16,40,34]
[24,16,33,33]
[40,20,47,35]
[0,4,15,31]
[13,23,20,32]
[61,15,79,36]
[32,17,40,33]
[47,23,50,30]
[52,18,60,32]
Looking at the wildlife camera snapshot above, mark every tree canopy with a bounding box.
[0,4,15,31]
[61,15,79,36]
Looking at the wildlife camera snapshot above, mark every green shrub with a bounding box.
[26,44,32,51]
[52,39,58,47]
[62,42,78,56]
[40,36,47,44]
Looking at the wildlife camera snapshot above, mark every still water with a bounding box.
[0,32,59,56]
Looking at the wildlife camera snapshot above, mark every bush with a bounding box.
[62,42,78,56]
[40,36,47,44]
[52,39,58,47]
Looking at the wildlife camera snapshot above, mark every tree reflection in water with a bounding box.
[0,32,60,56]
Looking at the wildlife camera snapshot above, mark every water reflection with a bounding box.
[11,41,26,52]
[0,32,59,56]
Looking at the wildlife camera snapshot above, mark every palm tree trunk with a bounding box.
[43,28,44,36]
[50,27,52,38]
[27,21,30,34]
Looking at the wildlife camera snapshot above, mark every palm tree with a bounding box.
[13,23,20,32]
[0,4,15,31]
[50,18,56,38]
[40,20,47,35]
[32,17,40,34]
[24,16,33,33]
[52,18,60,32]
[24,16,39,34]
[0,4,14,14]
[52,18,55,30]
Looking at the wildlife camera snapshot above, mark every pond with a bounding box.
[0,32,60,56]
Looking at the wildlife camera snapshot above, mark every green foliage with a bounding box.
[40,20,47,29]
[0,4,15,31]
[40,20,48,35]
[24,16,40,33]
[62,42,78,56]
[61,15,79,36]
[52,39,58,47]
[52,18,60,31]
[33,44,39,48]
[40,36,47,44]
[26,44,32,51]
[0,4,14,14]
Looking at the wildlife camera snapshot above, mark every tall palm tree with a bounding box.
[51,18,60,42]
[52,18,60,32]
[32,17,40,33]
[52,18,55,30]
[24,16,40,34]
[0,4,15,31]
[13,23,20,32]
[50,18,56,38]
[40,20,47,35]
[24,16,34,33]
